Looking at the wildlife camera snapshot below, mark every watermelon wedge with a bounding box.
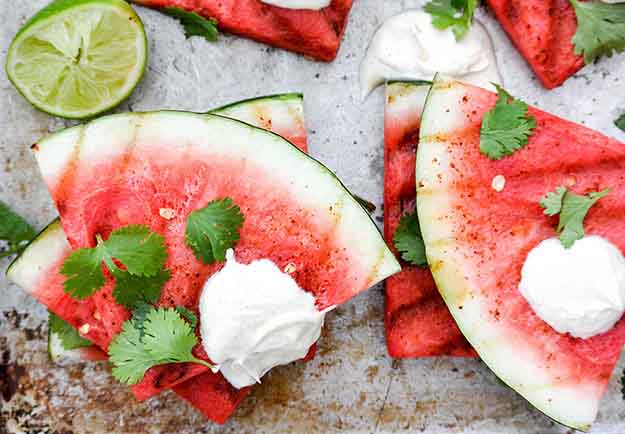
[18,103,397,422]
[417,76,625,430]
[485,0,584,89]
[384,81,475,358]
[131,0,353,61]
[7,94,317,423]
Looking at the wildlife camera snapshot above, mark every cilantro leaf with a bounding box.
[175,307,198,329]
[424,0,478,41]
[49,312,92,351]
[185,198,244,264]
[61,247,107,299]
[540,186,567,216]
[480,85,537,160]
[393,210,428,267]
[112,269,171,308]
[570,0,625,64]
[0,201,36,258]
[161,7,219,42]
[616,112,625,133]
[540,186,610,248]
[109,307,214,385]
[109,318,156,385]
[104,225,168,277]
[60,225,169,302]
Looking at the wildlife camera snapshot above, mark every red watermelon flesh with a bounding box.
[131,0,353,61]
[417,78,625,429]
[486,0,584,89]
[384,82,476,358]
[31,112,398,419]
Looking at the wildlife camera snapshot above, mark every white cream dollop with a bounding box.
[519,236,625,339]
[360,10,502,99]
[259,0,331,9]
[199,249,325,389]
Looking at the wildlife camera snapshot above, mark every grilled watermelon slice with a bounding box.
[486,0,584,89]
[8,94,321,423]
[131,0,353,61]
[384,81,475,358]
[417,76,625,430]
[24,107,398,422]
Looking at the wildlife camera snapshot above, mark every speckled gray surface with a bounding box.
[2,1,625,433]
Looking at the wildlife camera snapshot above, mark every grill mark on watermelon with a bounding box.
[486,0,584,89]
[132,0,353,61]
[384,83,476,358]
[432,84,625,388]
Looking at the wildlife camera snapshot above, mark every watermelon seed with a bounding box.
[159,208,176,220]
[93,310,101,321]
[284,263,297,274]
[79,323,91,335]
[491,175,506,192]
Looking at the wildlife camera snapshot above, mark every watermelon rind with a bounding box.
[7,219,67,293]
[416,75,598,431]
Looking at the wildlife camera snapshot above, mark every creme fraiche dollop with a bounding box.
[259,0,330,9]
[360,10,502,99]
[519,236,625,339]
[198,249,325,389]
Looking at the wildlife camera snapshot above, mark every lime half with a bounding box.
[6,0,148,119]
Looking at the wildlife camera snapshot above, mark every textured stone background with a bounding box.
[2,1,625,433]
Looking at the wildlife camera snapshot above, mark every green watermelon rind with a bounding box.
[210,93,304,113]
[416,75,596,431]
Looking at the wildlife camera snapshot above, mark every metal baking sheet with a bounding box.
[2,1,625,433]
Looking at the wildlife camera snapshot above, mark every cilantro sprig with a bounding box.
[540,186,610,248]
[393,210,428,267]
[161,7,219,42]
[424,0,478,41]
[185,198,244,264]
[616,112,625,133]
[570,0,625,64]
[0,201,36,259]
[108,306,213,385]
[480,85,537,160]
[60,225,169,306]
[49,312,92,351]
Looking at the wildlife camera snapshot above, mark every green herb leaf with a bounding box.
[60,225,169,302]
[540,186,610,248]
[393,210,427,267]
[109,307,214,385]
[112,269,171,309]
[60,247,107,299]
[109,318,156,385]
[0,201,36,257]
[615,112,625,133]
[185,198,244,264]
[175,306,198,329]
[540,186,567,216]
[49,312,92,350]
[424,0,478,41]
[161,7,219,42]
[570,0,625,64]
[480,85,537,160]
